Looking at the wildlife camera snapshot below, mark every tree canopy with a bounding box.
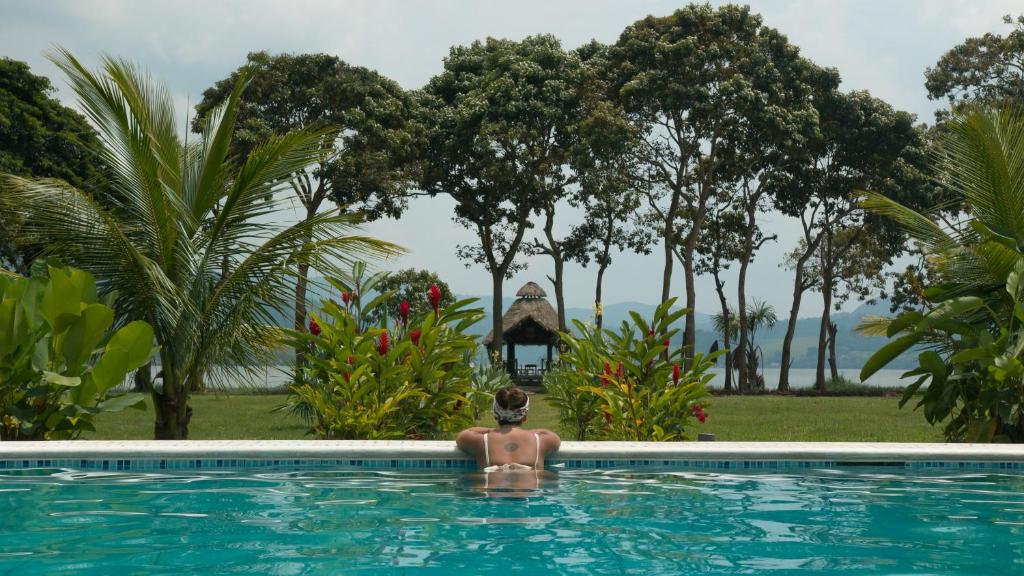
[193,51,423,220]
[0,57,103,272]
[925,14,1024,110]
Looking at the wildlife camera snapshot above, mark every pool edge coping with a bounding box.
[2,441,1023,463]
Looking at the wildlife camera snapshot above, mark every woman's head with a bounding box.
[493,386,529,425]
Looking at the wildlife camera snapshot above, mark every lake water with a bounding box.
[118,367,910,392]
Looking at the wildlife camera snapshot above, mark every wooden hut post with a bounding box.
[506,341,516,375]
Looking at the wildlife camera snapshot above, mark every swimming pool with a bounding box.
[2,442,1023,574]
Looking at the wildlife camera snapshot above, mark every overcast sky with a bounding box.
[1,0,1018,316]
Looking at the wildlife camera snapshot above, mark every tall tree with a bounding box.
[607,4,821,366]
[0,58,102,273]
[925,14,1024,110]
[194,52,422,368]
[775,89,929,391]
[0,50,399,438]
[420,35,584,356]
[694,194,744,390]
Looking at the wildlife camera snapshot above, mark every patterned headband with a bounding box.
[493,395,530,423]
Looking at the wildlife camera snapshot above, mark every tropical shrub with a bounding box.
[469,361,514,420]
[287,270,483,439]
[0,264,155,440]
[860,107,1024,442]
[554,299,720,441]
[544,365,603,440]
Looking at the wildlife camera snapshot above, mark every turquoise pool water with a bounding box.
[1,466,1022,574]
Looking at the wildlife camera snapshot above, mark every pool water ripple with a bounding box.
[1,467,1023,574]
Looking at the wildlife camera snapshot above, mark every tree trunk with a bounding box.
[489,272,504,360]
[778,232,823,392]
[681,249,697,371]
[712,269,733,392]
[778,273,803,393]
[595,262,608,331]
[293,203,318,372]
[815,268,833,392]
[736,198,759,393]
[660,227,674,305]
[828,321,839,382]
[814,229,836,392]
[152,358,190,439]
[542,207,567,332]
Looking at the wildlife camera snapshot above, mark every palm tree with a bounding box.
[744,299,777,390]
[0,50,401,439]
[858,106,1024,441]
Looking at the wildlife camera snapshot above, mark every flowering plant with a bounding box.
[554,298,719,441]
[285,266,483,440]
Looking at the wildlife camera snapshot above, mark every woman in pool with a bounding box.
[456,386,560,494]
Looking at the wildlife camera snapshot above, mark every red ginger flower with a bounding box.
[691,404,706,423]
[410,329,421,346]
[378,331,389,356]
[600,361,612,387]
[428,284,441,314]
[663,338,670,349]
[616,362,624,380]
[341,291,350,306]
[672,364,681,385]
[399,299,410,325]
[309,317,321,337]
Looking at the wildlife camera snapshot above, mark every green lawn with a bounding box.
[84,393,944,442]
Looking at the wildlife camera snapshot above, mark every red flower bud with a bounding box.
[410,329,421,346]
[691,404,706,423]
[399,299,410,324]
[428,284,441,314]
[647,329,654,339]
[616,362,624,381]
[308,317,321,337]
[672,364,680,385]
[601,361,612,387]
[663,338,670,349]
[347,355,354,365]
[341,291,350,306]
[377,331,389,356]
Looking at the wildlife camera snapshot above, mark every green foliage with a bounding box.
[367,268,455,326]
[925,14,1024,110]
[286,270,484,439]
[0,264,154,440]
[555,299,720,441]
[469,362,514,420]
[0,57,103,273]
[0,49,402,439]
[544,365,603,441]
[861,107,1024,442]
[194,51,424,220]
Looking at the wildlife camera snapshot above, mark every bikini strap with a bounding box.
[483,432,490,467]
[534,433,541,468]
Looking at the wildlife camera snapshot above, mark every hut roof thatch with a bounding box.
[516,281,547,298]
[483,282,559,346]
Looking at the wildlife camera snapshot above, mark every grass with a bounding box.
[83,393,944,442]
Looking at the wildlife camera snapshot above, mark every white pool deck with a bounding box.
[2,441,1023,463]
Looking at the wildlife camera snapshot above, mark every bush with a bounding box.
[555,298,721,441]
[285,269,484,439]
[544,365,603,440]
[469,361,514,420]
[0,264,155,440]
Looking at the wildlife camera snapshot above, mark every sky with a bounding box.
[1,0,1019,317]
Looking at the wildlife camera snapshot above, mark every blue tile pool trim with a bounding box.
[1,458,1022,472]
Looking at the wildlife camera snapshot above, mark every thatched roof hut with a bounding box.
[483,282,559,347]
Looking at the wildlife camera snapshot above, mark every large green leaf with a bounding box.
[39,266,83,333]
[861,332,924,381]
[90,320,155,394]
[61,303,114,371]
